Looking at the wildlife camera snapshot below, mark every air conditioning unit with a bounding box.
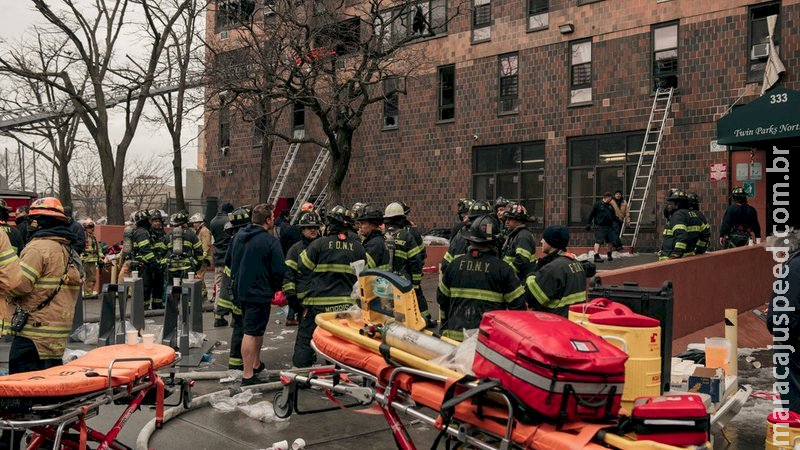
[751,43,769,59]
[221,146,230,156]
[220,30,229,40]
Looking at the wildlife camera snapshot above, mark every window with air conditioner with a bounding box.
[747,2,780,83]
[652,23,678,91]
[569,40,592,104]
[498,53,519,114]
[527,0,548,31]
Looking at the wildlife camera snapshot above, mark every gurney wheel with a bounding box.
[273,390,293,418]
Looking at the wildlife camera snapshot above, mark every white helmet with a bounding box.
[81,218,95,228]
[384,202,406,219]
[188,213,204,224]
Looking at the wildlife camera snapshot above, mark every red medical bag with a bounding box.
[473,311,628,422]
[631,394,709,446]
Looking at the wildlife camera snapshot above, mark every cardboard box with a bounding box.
[687,367,724,403]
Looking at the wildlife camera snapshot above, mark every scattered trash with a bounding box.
[215,340,229,347]
[751,391,779,401]
[270,335,285,341]
[752,361,762,369]
[201,353,214,363]
[745,356,756,363]
[219,370,243,384]
[189,331,207,348]
[209,390,258,412]
[238,401,288,423]
[212,349,230,355]
[292,438,306,449]
[431,330,476,375]
[62,349,88,364]
[261,346,279,351]
[280,329,295,335]
[70,323,100,344]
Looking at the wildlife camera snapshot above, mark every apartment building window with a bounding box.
[378,0,447,48]
[498,53,519,114]
[653,23,678,90]
[292,102,305,137]
[438,65,455,122]
[263,0,275,17]
[527,0,548,31]
[472,0,491,42]
[219,105,231,149]
[214,48,250,85]
[383,78,399,129]
[318,18,361,57]
[216,0,256,31]
[569,40,592,104]
[748,2,781,83]
[472,142,545,224]
[567,132,656,226]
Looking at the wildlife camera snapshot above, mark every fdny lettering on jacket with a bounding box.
[458,259,491,273]
[328,240,355,251]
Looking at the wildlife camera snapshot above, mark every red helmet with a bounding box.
[29,197,68,222]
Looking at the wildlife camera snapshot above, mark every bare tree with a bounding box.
[70,149,106,219]
[0,0,191,224]
[205,0,465,204]
[0,32,86,206]
[147,0,208,211]
[123,154,172,213]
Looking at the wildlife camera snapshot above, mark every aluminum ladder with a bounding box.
[313,184,329,210]
[290,146,330,224]
[266,142,301,206]
[620,87,674,252]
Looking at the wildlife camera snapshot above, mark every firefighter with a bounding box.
[211,203,234,326]
[384,202,429,321]
[1,197,82,371]
[356,205,390,270]
[128,209,157,305]
[222,207,251,370]
[399,201,428,311]
[586,192,622,263]
[660,190,694,260]
[441,201,492,276]
[149,209,168,308]
[81,219,103,299]
[283,212,322,327]
[0,199,24,254]
[438,214,527,341]
[501,202,537,278]
[687,193,711,256]
[720,186,761,248]
[292,205,367,368]
[165,211,202,288]
[450,199,474,242]
[0,222,21,294]
[525,225,588,317]
[493,196,509,222]
[280,201,315,254]
[189,213,213,301]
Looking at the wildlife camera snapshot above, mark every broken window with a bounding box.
[318,18,361,58]
[377,0,447,48]
[219,105,231,149]
[747,2,780,83]
[498,53,518,114]
[216,0,256,31]
[438,64,455,121]
[652,23,678,91]
[383,78,399,129]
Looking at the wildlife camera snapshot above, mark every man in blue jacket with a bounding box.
[228,204,286,386]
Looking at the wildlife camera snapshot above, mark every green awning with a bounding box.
[717,87,800,145]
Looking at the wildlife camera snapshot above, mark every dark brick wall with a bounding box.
[203,0,800,249]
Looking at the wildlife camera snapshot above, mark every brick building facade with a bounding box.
[203,0,799,250]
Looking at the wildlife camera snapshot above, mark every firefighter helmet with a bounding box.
[667,190,688,202]
[0,199,8,211]
[133,209,151,224]
[82,218,95,228]
[467,201,492,220]
[504,202,529,221]
[730,186,747,199]
[29,197,68,222]
[170,211,189,226]
[327,205,350,226]
[148,209,163,221]
[463,214,501,243]
[688,192,701,209]
[384,202,406,219]
[228,207,251,228]
[298,212,322,228]
[457,198,474,215]
[188,213,204,224]
[357,204,383,224]
[351,202,366,220]
[494,197,510,210]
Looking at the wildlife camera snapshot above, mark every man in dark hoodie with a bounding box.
[14,205,31,244]
[63,205,86,256]
[228,204,286,386]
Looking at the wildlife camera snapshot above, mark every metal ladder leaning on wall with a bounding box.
[266,142,302,206]
[289,146,330,224]
[313,184,329,211]
[620,87,674,252]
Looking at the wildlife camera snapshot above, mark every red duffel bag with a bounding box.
[473,310,628,422]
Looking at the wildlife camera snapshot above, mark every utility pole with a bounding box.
[33,152,38,194]
[17,142,25,191]
[3,148,8,185]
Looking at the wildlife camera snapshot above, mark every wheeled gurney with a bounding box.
[0,344,181,450]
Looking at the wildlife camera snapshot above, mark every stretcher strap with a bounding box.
[432,377,502,450]
[156,377,165,426]
[323,390,382,415]
[80,406,88,450]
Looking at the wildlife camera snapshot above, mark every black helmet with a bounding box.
[730,186,747,199]
[149,209,163,221]
[457,198,474,215]
[351,202,366,220]
[133,209,151,224]
[504,202,529,221]
[356,204,383,224]
[467,201,492,220]
[463,214,501,243]
[667,190,689,208]
[298,212,322,228]
[228,207,251,228]
[494,197,509,210]
[170,211,189,226]
[327,205,350,226]
[687,192,700,209]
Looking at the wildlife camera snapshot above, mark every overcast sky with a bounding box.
[0,1,202,187]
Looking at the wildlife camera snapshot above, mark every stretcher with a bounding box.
[0,343,184,450]
[273,313,711,450]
